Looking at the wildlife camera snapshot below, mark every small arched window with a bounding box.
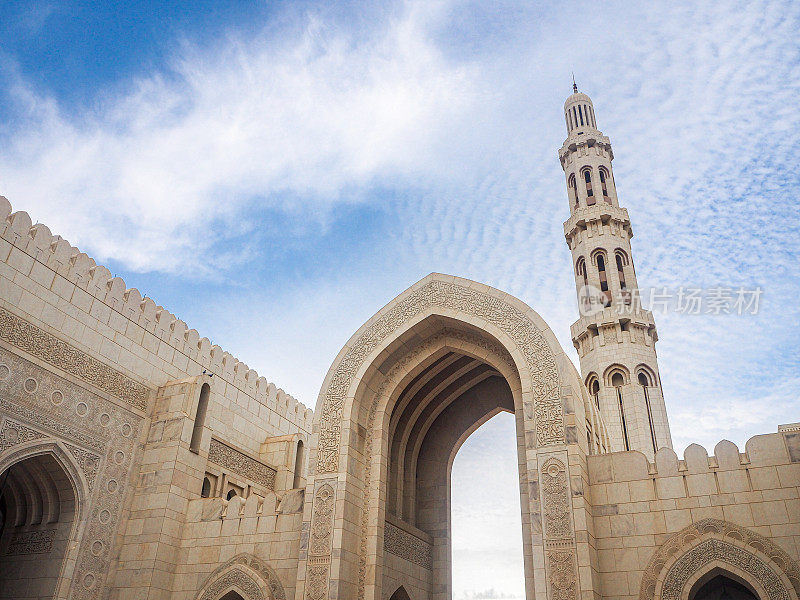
[599,168,611,202]
[226,489,237,501]
[201,477,211,498]
[616,254,627,291]
[190,383,211,453]
[583,169,595,205]
[568,174,577,207]
[589,377,600,409]
[611,372,630,451]
[595,253,611,306]
[293,440,305,489]
[637,367,658,453]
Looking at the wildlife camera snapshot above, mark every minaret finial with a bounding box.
[572,72,578,94]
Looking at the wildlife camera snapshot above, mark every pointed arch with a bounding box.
[302,273,586,600]
[195,554,286,600]
[639,519,800,600]
[390,585,412,600]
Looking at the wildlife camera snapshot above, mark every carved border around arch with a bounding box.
[639,519,800,600]
[196,554,286,600]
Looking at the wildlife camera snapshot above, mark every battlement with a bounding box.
[589,429,799,485]
[0,195,313,431]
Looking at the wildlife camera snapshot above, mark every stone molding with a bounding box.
[0,306,150,411]
[208,437,277,490]
[195,553,287,600]
[640,519,800,600]
[0,347,143,600]
[384,521,433,570]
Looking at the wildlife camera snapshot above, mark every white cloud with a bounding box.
[1,1,799,595]
[0,1,476,273]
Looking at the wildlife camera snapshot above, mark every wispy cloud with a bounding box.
[1,2,798,596]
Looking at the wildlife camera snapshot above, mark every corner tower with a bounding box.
[559,84,672,459]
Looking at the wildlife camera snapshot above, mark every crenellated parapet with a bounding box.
[0,195,314,431]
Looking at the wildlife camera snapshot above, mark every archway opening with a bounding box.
[690,574,759,600]
[219,591,245,600]
[451,412,525,600]
[377,320,527,600]
[0,453,78,599]
[389,586,412,600]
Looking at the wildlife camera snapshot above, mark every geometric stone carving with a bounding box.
[0,346,143,600]
[0,307,150,411]
[196,553,287,600]
[540,456,577,600]
[662,538,789,600]
[306,482,336,600]
[384,521,433,570]
[640,519,800,600]
[207,438,277,490]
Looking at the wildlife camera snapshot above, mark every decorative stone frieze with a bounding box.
[384,521,433,570]
[208,437,277,490]
[0,307,150,411]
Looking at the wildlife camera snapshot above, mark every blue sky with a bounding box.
[1,1,799,598]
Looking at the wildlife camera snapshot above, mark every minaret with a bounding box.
[559,84,672,459]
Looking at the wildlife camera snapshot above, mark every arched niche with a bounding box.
[640,519,800,600]
[195,554,286,600]
[0,440,89,600]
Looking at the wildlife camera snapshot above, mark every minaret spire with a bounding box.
[572,72,578,94]
[558,88,672,460]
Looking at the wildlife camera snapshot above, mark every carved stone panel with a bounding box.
[384,521,433,570]
[208,437,277,490]
[0,307,149,411]
[306,481,336,600]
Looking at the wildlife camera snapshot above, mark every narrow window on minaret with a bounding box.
[566,113,571,132]
[589,105,595,127]
[578,105,585,126]
[639,372,658,454]
[612,373,630,451]
[590,378,600,409]
[584,170,595,205]
[572,106,578,130]
[586,420,594,455]
[596,254,611,306]
[616,254,626,290]
[599,168,610,202]
[568,174,577,207]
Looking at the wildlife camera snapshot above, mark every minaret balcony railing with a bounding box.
[563,204,632,240]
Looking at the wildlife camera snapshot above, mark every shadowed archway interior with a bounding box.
[376,316,526,599]
[0,453,78,600]
[691,574,759,600]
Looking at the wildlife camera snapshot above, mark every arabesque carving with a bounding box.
[0,347,143,600]
[640,519,800,600]
[0,307,150,411]
[196,553,286,600]
[384,521,433,570]
[208,438,276,490]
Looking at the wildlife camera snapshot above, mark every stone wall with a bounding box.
[587,430,800,599]
[0,195,313,600]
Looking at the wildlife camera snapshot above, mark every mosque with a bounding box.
[0,86,798,600]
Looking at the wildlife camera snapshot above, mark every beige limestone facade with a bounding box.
[0,88,798,600]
